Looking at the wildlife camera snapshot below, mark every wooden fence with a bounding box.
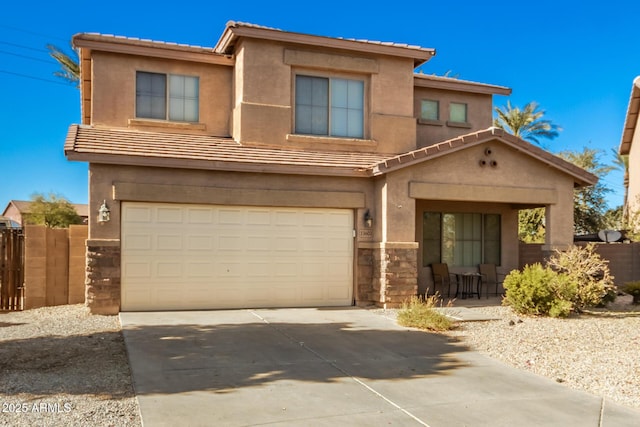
[0,229,25,310]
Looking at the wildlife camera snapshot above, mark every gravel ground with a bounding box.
[0,305,141,427]
[1,298,638,426]
[376,294,640,410]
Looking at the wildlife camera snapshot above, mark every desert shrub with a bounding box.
[397,294,454,332]
[547,244,616,310]
[622,281,640,304]
[502,263,576,317]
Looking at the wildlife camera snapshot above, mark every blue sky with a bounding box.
[1,0,638,212]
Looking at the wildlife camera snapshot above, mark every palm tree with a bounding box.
[493,101,561,145]
[612,149,630,227]
[46,44,79,86]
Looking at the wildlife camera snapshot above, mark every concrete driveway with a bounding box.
[120,307,640,426]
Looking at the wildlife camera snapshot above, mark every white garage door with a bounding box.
[121,202,354,311]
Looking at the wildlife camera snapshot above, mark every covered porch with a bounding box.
[358,128,597,308]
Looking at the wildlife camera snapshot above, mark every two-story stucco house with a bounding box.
[620,76,640,232]
[64,21,597,314]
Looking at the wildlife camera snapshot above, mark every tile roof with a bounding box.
[74,33,215,51]
[371,127,598,187]
[65,125,597,187]
[414,73,512,95]
[64,125,388,177]
[214,21,435,65]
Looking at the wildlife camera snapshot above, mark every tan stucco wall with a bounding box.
[414,87,494,147]
[89,51,232,136]
[87,163,376,241]
[231,38,418,154]
[628,115,640,225]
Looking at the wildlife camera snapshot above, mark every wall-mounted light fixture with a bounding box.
[364,209,373,228]
[98,200,111,224]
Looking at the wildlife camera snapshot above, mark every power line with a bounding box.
[0,69,74,86]
[0,24,68,43]
[0,40,49,53]
[0,49,56,64]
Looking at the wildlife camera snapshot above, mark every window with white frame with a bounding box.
[423,212,501,267]
[449,102,467,123]
[136,71,199,122]
[421,99,439,121]
[295,75,364,138]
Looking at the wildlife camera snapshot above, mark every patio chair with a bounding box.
[431,263,457,297]
[479,264,504,298]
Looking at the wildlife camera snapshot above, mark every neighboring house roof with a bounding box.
[64,125,597,186]
[214,21,436,67]
[620,76,640,155]
[2,200,88,218]
[371,128,598,187]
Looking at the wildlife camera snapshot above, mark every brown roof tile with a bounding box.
[65,125,597,187]
[371,127,598,187]
[65,125,388,177]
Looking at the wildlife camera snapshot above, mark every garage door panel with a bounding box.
[218,235,244,251]
[121,203,353,311]
[187,236,214,251]
[157,235,183,250]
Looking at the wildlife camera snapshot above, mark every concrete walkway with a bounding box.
[120,307,640,426]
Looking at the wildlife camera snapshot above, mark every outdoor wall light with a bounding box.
[98,200,111,224]
[364,209,373,228]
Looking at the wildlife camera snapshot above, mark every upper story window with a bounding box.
[449,102,468,124]
[295,75,364,138]
[136,71,199,122]
[421,100,439,121]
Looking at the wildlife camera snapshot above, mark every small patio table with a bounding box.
[454,272,482,299]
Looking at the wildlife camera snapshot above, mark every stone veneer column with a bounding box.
[85,239,121,315]
[357,242,418,308]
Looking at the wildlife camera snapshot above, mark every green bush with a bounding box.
[622,281,640,304]
[502,263,576,318]
[547,244,616,310]
[397,294,454,331]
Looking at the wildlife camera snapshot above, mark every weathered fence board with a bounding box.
[0,229,25,310]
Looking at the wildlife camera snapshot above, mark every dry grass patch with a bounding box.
[397,294,456,332]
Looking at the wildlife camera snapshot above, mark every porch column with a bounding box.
[544,190,575,254]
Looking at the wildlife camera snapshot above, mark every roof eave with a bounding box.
[65,151,373,178]
[73,33,233,66]
[619,76,640,155]
[414,74,512,96]
[214,21,435,66]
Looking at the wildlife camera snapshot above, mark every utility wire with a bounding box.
[0,69,74,86]
[0,40,49,53]
[0,23,67,42]
[0,49,56,64]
